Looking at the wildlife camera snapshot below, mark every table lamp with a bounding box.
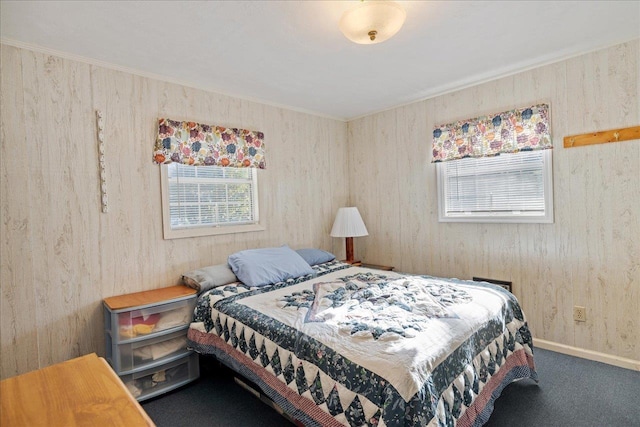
[330,207,368,264]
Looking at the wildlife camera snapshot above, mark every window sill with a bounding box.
[162,223,266,240]
[438,215,553,224]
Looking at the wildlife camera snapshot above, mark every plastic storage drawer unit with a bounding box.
[105,297,195,341]
[103,285,199,401]
[120,352,199,402]
[107,327,190,374]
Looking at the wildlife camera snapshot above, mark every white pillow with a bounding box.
[182,263,238,293]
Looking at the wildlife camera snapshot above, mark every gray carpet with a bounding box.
[142,348,640,426]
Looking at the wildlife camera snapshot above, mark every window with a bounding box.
[160,163,263,239]
[436,150,553,223]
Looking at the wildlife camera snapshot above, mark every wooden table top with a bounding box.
[0,353,155,427]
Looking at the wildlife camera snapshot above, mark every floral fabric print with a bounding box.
[432,103,551,162]
[153,118,266,168]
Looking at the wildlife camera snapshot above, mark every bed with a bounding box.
[186,253,537,427]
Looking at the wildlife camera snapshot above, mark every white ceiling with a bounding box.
[1,1,639,121]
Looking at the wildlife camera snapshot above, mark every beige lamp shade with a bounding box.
[331,207,368,264]
[330,207,369,237]
[339,1,406,45]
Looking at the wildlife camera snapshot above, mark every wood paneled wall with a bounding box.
[0,44,349,378]
[2,40,638,378]
[348,40,639,362]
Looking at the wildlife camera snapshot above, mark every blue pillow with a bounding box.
[295,248,336,266]
[228,246,315,287]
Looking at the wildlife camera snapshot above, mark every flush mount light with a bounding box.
[339,1,406,45]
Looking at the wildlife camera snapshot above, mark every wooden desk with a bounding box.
[1,353,155,427]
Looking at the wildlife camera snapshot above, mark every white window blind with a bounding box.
[167,163,258,230]
[437,150,553,223]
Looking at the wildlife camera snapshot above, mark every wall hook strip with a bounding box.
[96,110,108,213]
[563,125,640,148]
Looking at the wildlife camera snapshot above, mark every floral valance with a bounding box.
[431,104,551,163]
[153,118,266,169]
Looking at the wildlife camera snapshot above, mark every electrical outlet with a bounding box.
[573,306,586,322]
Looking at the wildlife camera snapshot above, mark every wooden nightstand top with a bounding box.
[0,353,155,426]
[357,262,395,271]
[104,285,196,310]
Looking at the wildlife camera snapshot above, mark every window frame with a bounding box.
[160,163,265,239]
[436,150,554,224]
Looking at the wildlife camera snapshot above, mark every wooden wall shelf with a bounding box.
[564,125,640,148]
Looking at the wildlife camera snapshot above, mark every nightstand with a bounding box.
[103,285,199,401]
[358,262,394,271]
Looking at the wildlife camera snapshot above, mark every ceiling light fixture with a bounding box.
[339,1,406,45]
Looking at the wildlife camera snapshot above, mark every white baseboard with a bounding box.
[533,338,640,371]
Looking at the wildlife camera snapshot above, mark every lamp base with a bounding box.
[345,237,355,264]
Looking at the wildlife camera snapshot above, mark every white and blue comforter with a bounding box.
[188,261,537,427]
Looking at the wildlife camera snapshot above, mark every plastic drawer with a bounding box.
[120,353,199,402]
[108,327,190,374]
[109,297,196,341]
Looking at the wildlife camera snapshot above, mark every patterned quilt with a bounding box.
[187,261,537,427]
